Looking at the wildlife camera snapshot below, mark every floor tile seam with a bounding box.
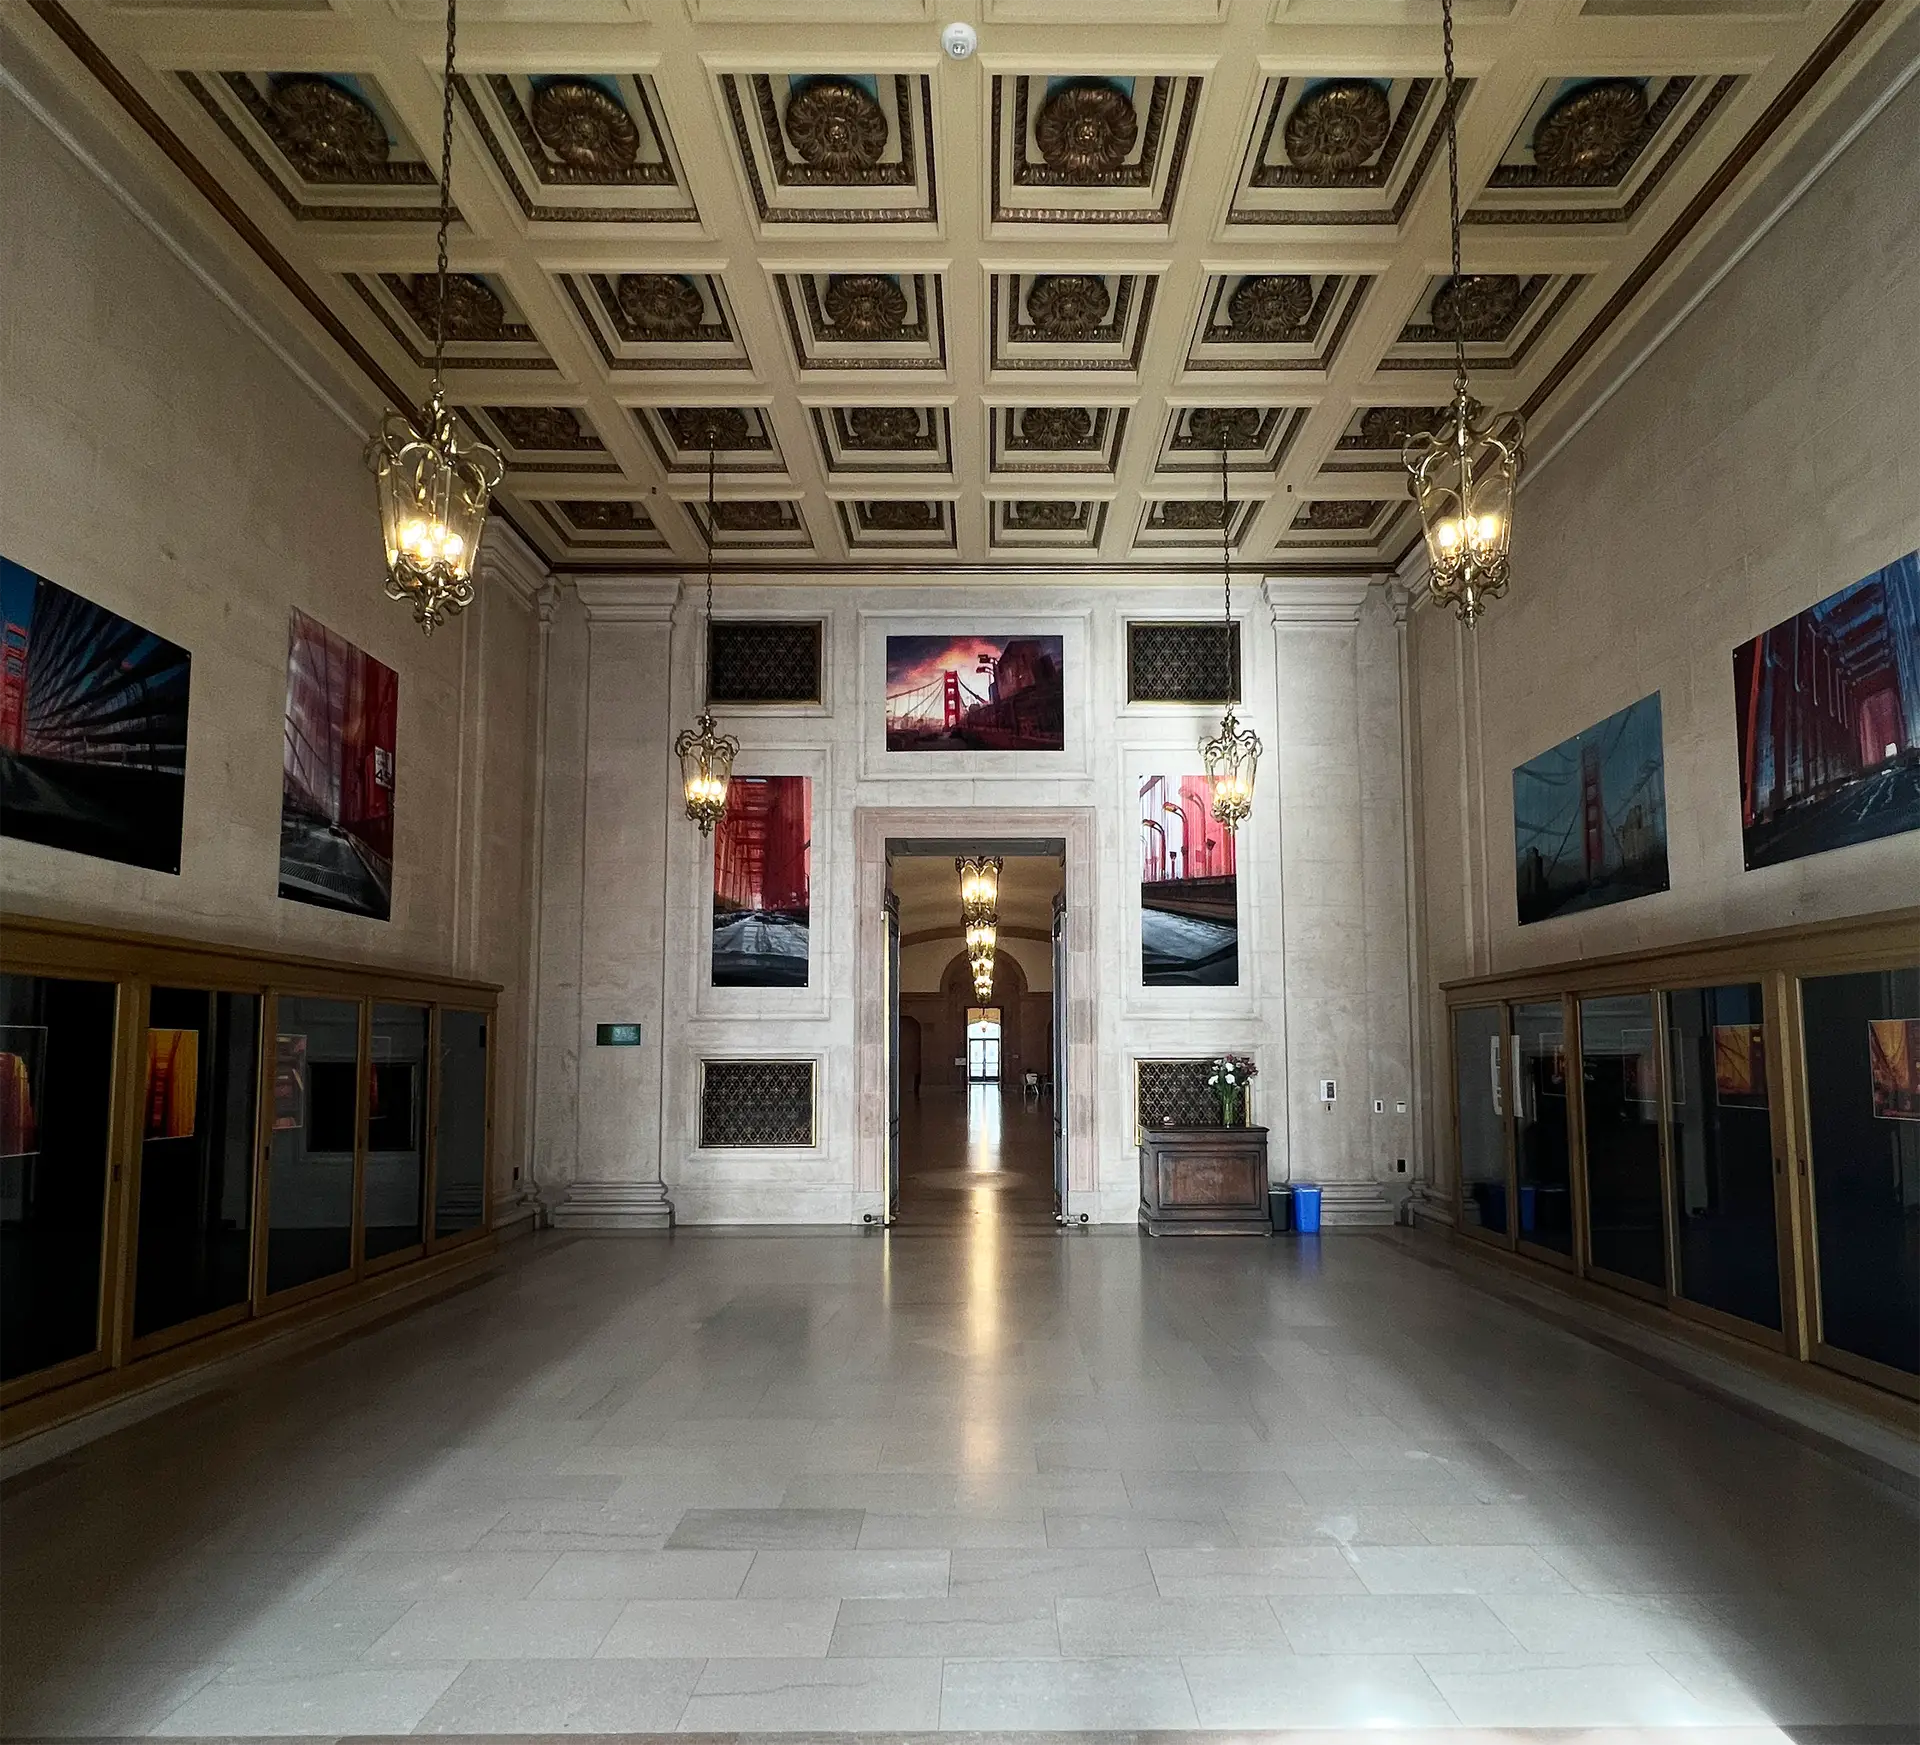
[1423,1235,1920,1498]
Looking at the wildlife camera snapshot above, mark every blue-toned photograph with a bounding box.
[0,558,190,874]
[1513,693,1670,926]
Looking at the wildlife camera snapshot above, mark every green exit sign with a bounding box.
[596,1023,643,1047]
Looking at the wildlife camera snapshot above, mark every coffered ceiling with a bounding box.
[7,0,1909,574]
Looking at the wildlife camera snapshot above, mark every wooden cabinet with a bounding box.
[1138,1126,1271,1236]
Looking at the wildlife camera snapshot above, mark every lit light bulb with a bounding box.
[1436,519,1462,552]
[1475,513,1502,545]
[442,532,464,560]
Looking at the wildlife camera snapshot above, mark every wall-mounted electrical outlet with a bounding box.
[1396,1157,1407,1173]
[1372,1098,1384,1114]
[1318,1079,1336,1104]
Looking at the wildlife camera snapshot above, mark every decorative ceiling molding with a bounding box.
[14,0,1901,575]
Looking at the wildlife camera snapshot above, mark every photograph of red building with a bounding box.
[278,609,398,921]
[1734,550,1920,870]
[1139,774,1238,986]
[712,776,810,987]
[0,558,190,873]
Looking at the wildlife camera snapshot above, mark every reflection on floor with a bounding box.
[3,1218,1916,1733]
[895,1083,1055,1231]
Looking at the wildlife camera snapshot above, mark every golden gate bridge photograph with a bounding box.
[884,633,1064,752]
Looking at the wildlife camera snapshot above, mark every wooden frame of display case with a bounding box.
[0,914,501,1438]
[1443,906,1920,1406]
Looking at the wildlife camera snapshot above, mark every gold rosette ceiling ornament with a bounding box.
[676,438,739,836]
[363,0,503,635]
[1201,446,1260,834]
[1403,0,1526,625]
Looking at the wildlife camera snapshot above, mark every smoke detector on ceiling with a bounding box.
[941,21,978,58]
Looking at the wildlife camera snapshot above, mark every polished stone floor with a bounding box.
[894,1084,1057,1232]
[3,1099,1917,1733]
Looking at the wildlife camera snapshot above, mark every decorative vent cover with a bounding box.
[1127,622,1241,704]
[700,1060,816,1146]
[707,620,823,705]
[1135,1059,1223,1133]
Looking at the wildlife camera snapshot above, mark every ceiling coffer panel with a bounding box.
[454,73,698,225]
[1183,273,1371,375]
[1320,405,1448,475]
[811,406,954,476]
[1153,405,1306,477]
[990,73,1204,229]
[464,405,621,475]
[990,273,1158,374]
[718,72,938,227]
[1226,75,1454,227]
[531,497,671,552]
[686,498,814,550]
[634,405,788,476]
[1133,496,1261,550]
[836,498,959,551]
[178,72,442,221]
[348,271,554,372]
[1381,272,1588,372]
[1469,74,1742,226]
[561,272,753,373]
[989,499,1110,551]
[987,406,1130,478]
[774,272,948,372]
[1279,497,1410,549]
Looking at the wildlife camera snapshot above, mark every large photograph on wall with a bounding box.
[0,558,189,873]
[1513,692,1670,926]
[1140,775,1238,986]
[1733,551,1920,870]
[278,609,397,921]
[711,776,811,988]
[885,634,1063,752]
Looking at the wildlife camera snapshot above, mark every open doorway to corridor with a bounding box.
[885,843,1064,1230]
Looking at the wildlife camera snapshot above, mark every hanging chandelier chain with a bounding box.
[704,445,717,625]
[430,0,457,393]
[1441,0,1467,397]
[1220,445,1231,630]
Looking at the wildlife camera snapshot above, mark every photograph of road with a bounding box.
[712,775,810,987]
[0,558,190,874]
[1513,693,1670,926]
[885,634,1063,752]
[278,609,397,921]
[1140,773,1238,986]
[1734,550,1920,871]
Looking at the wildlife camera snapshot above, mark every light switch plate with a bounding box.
[1318,1078,1336,1103]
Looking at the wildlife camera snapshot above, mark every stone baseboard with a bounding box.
[548,1179,674,1230]
[1313,1181,1398,1227]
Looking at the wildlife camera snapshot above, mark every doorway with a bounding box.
[884,841,1063,1229]
[966,1007,1002,1082]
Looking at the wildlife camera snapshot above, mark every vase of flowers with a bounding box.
[1207,1054,1257,1128]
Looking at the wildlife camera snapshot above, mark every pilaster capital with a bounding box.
[476,519,552,609]
[1263,577,1372,625]
[574,577,683,623]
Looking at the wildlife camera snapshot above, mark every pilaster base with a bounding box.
[1405,1181,1456,1230]
[1315,1181,1398,1227]
[549,1180,675,1231]
[491,1189,546,1240]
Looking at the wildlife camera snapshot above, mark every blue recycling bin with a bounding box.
[1520,1184,1538,1233]
[1293,1184,1323,1234]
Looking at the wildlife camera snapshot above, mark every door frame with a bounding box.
[856,807,1098,1223]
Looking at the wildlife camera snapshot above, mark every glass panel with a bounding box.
[1665,984,1780,1331]
[1514,1000,1574,1254]
[0,974,116,1382]
[364,1004,428,1262]
[1454,1006,1507,1235]
[1579,993,1666,1289]
[433,1010,487,1239]
[1803,966,1920,1376]
[267,995,359,1295]
[134,990,260,1338]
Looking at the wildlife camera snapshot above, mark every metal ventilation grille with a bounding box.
[700,1060,816,1146]
[1127,622,1241,705]
[1135,1059,1223,1132]
[707,620,823,704]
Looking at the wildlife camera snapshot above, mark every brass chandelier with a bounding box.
[675,442,739,836]
[1200,446,1260,834]
[957,855,1002,1001]
[364,0,502,635]
[1403,0,1525,625]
